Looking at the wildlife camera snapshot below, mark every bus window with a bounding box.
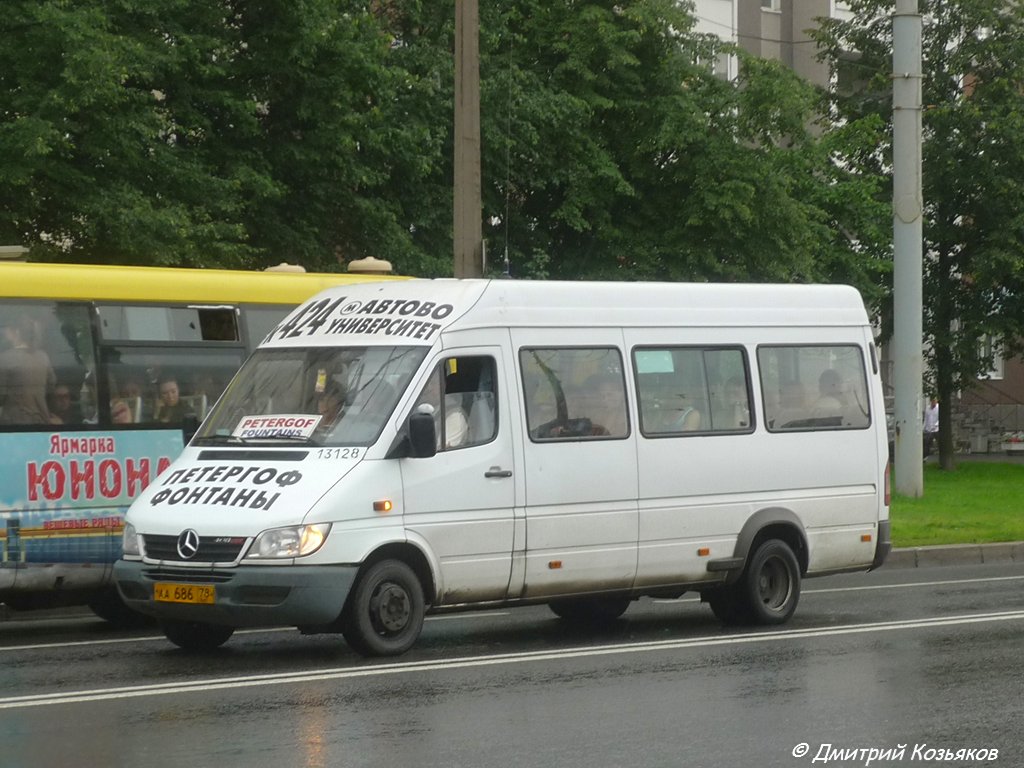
[520,347,627,440]
[97,305,239,342]
[634,346,750,435]
[0,301,96,426]
[241,305,294,349]
[102,346,246,425]
[758,345,871,431]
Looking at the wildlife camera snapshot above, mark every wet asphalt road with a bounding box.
[2,561,1022,768]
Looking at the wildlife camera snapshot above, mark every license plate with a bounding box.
[154,582,215,605]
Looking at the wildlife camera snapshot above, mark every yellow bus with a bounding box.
[0,261,399,623]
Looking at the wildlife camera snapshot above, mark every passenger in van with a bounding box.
[0,314,56,425]
[812,369,845,420]
[772,381,808,429]
[724,376,749,429]
[667,400,701,431]
[315,382,346,434]
[416,365,468,449]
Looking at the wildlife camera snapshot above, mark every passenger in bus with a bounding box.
[0,314,56,425]
[111,399,134,424]
[48,382,82,425]
[156,377,188,423]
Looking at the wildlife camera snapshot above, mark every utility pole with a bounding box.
[892,0,924,496]
[454,0,483,278]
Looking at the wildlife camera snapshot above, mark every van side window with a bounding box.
[758,345,871,431]
[520,347,628,440]
[414,356,497,450]
[633,347,751,435]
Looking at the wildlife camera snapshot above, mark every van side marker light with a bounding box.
[697,547,710,557]
[861,534,873,543]
[548,560,563,570]
[373,500,393,513]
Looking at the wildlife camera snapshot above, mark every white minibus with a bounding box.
[115,279,891,655]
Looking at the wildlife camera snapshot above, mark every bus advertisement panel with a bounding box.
[0,429,182,568]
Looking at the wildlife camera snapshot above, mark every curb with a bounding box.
[887,541,1024,569]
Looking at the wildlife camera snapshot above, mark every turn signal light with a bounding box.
[373,500,393,513]
[697,547,710,557]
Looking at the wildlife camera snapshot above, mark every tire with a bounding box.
[88,588,152,629]
[549,595,631,624]
[341,560,425,657]
[704,586,752,626]
[739,539,801,625]
[162,620,234,651]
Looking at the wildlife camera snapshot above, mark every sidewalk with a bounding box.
[887,541,1024,569]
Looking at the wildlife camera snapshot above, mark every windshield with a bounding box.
[194,346,427,446]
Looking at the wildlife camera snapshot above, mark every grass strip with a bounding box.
[891,461,1024,547]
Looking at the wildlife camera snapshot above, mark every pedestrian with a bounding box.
[923,397,939,458]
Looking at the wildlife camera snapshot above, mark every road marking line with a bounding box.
[3,609,1024,710]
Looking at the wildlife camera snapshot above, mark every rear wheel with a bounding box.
[704,539,801,626]
[341,560,425,657]
[549,595,631,624]
[741,539,800,624]
[162,620,234,651]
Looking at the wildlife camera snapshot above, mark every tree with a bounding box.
[0,0,442,270]
[1,0,888,292]
[467,0,888,293]
[816,0,1024,469]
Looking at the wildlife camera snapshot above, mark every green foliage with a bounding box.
[0,0,888,292]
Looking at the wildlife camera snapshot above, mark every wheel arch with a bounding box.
[358,541,437,607]
[726,507,808,584]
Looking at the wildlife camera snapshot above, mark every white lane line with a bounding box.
[0,611,512,653]
[3,609,1024,710]
[649,574,1024,604]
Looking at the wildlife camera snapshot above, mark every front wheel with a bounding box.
[162,620,234,651]
[341,560,425,657]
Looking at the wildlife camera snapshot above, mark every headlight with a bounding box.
[245,523,331,559]
[122,522,140,557]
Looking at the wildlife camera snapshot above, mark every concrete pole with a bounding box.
[892,0,924,496]
[454,0,484,278]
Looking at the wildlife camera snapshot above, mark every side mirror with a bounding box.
[408,411,438,458]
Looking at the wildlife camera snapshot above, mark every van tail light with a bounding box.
[884,460,891,507]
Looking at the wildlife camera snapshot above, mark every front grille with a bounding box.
[142,534,248,563]
[141,567,235,584]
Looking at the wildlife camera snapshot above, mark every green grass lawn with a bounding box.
[891,461,1024,547]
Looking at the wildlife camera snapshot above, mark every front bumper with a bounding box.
[114,559,358,628]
